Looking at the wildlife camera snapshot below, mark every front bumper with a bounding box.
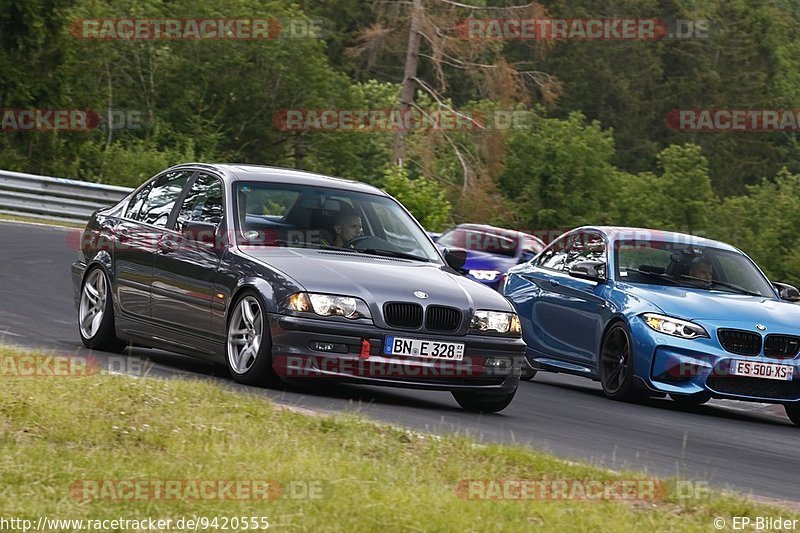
[269,314,526,392]
[631,319,800,404]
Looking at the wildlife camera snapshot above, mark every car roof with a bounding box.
[450,223,542,242]
[168,163,387,196]
[577,226,740,253]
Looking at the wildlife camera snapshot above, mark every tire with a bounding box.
[452,387,517,413]
[599,322,641,402]
[785,404,800,427]
[78,267,125,352]
[226,291,282,387]
[669,392,711,407]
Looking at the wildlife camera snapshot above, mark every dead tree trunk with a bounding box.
[393,0,422,164]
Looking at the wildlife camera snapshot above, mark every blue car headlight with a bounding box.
[642,313,708,339]
[468,270,501,281]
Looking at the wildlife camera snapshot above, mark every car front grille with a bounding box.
[425,306,462,333]
[706,375,800,400]
[764,335,800,359]
[718,329,762,356]
[383,302,423,329]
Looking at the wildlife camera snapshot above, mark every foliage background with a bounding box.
[2,0,800,284]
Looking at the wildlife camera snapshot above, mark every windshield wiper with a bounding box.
[622,268,680,285]
[678,274,763,297]
[356,248,431,262]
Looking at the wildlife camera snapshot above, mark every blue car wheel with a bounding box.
[599,322,640,401]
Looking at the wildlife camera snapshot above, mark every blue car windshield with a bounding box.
[233,182,441,262]
[615,239,776,297]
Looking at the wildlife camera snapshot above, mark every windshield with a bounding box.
[615,239,776,297]
[437,228,519,257]
[234,181,441,262]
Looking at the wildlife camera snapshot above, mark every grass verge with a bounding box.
[0,346,796,532]
[0,213,84,228]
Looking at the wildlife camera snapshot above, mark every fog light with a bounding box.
[309,341,348,354]
[484,357,512,368]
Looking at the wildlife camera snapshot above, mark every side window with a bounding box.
[537,232,606,271]
[137,171,194,227]
[562,232,606,272]
[175,173,224,233]
[537,235,571,270]
[124,183,152,220]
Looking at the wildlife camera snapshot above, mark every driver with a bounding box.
[688,257,713,281]
[323,206,363,248]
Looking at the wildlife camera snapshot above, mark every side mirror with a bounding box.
[568,260,606,282]
[774,282,800,302]
[443,248,467,271]
[182,220,219,244]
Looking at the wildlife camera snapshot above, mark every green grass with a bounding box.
[0,347,797,532]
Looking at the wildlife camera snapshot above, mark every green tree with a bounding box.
[381,165,452,231]
[498,111,617,230]
[656,144,716,233]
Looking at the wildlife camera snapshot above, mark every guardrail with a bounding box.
[0,170,133,224]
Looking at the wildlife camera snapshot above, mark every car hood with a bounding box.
[620,283,800,327]
[241,247,514,312]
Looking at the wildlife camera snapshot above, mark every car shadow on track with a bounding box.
[522,374,795,429]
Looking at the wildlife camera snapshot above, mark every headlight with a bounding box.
[285,292,371,319]
[468,270,501,281]
[642,313,708,339]
[470,310,522,336]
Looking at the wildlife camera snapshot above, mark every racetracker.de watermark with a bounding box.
[0,354,157,379]
[455,479,669,501]
[70,18,329,40]
[0,355,100,377]
[273,108,538,132]
[455,18,711,40]
[1,109,146,132]
[667,109,800,132]
[273,355,519,379]
[455,479,712,501]
[69,479,328,501]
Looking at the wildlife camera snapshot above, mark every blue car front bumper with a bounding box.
[631,317,800,404]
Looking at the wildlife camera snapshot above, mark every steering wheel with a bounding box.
[345,235,374,248]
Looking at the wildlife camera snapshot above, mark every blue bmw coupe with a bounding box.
[501,226,800,426]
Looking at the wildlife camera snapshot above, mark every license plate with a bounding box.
[383,336,465,361]
[730,360,794,381]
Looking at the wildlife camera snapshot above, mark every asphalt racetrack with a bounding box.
[1,220,797,502]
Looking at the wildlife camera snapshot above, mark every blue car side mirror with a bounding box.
[568,261,606,283]
[774,282,800,302]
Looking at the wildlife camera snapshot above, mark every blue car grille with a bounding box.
[384,302,423,329]
[706,375,800,400]
[425,306,462,332]
[764,335,800,359]
[717,329,761,356]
